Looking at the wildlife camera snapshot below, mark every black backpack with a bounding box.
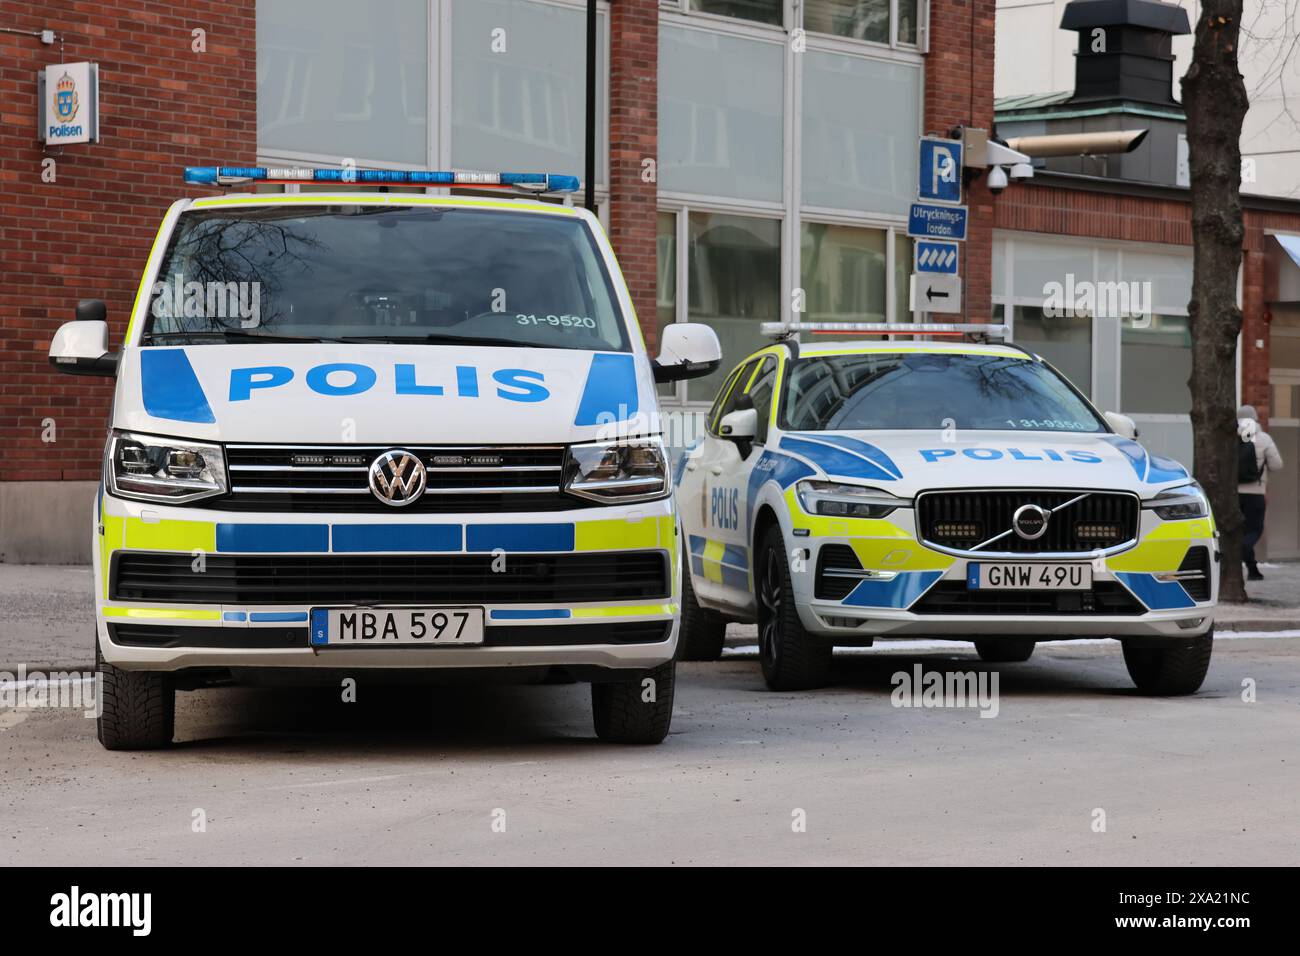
[1238,436,1263,484]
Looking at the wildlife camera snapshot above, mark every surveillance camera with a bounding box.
[1009,163,1034,181]
[987,165,1009,193]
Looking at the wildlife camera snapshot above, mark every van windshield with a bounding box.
[781,351,1106,433]
[142,205,630,351]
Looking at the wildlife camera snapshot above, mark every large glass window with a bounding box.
[687,212,781,400]
[801,223,886,321]
[1121,314,1193,414]
[450,0,606,184]
[801,52,920,215]
[804,0,890,44]
[690,0,782,26]
[659,26,784,202]
[257,0,428,163]
[1013,305,1093,397]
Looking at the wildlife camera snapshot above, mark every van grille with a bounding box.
[916,489,1139,554]
[111,551,670,605]
[221,444,585,513]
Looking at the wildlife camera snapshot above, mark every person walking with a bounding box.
[1238,404,1284,581]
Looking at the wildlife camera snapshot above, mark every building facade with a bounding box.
[4,0,996,562]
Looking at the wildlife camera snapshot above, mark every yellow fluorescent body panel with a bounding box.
[124,518,217,552]
[574,518,661,551]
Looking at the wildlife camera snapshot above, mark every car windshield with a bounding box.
[781,351,1106,433]
[141,205,629,351]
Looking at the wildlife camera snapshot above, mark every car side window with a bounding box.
[708,359,760,437]
[746,357,779,445]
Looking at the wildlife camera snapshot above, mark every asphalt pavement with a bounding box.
[0,562,1297,866]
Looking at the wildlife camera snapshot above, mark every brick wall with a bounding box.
[606,0,660,351]
[925,0,996,320]
[0,0,255,482]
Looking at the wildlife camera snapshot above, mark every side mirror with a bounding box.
[719,407,758,440]
[49,300,118,377]
[1103,411,1139,440]
[653,323,722,383]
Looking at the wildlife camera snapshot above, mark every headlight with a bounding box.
[563,437,668,503]
[1144,481,1209,521]
[796,480,907,518]
[107,431,227,504]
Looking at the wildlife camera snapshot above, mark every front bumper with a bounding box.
[94,492,680,672]
[790,511,1218,643]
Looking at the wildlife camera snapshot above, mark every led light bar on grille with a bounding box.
[1074,522,1125,541]
[932,521,983,540]
[183,166,580,193]
[760,321,1010,341]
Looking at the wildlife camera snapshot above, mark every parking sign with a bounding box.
[918,136,963,206]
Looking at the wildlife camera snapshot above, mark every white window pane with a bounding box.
[1013,240,1091,301]
[1122,250,1192,314]
[801,222,887,321]
[451,0,606,183]
[660,26,784,202]
[1122,314,1192,413]
[805,0,890,44]
[1015,305,1092,397]
[687,212,781,400]
[258,0,427,164]
[691,0,782,25]
[802,53,919,215]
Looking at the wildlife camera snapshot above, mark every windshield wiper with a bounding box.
[336,333,544,349]
[144,330,341,344]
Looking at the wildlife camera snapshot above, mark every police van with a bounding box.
[49,166,721,749]
[676,322,1218,696]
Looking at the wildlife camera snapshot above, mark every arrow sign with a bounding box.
[914,240,959,275]
[908,274,962,314]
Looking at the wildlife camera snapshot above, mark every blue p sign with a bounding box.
[919,137,963,205]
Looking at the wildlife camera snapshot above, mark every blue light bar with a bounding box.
[183,166,580,193]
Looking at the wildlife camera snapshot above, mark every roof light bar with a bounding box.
[183,166,580,193]
[760,322,1011,341]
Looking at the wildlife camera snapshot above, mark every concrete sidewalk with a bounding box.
[0,560,1293,671]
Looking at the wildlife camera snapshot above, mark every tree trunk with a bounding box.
[1181,1,1250,604]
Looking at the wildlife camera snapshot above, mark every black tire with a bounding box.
[974,638,1035,663]
[1122,631,1214,696]
[756,525,831,691]
[591,660,675,744]
[678,567,727,661]
[96,634,175,751]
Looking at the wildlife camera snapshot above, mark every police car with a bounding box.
[676,322,1217,696]
[48,165,721,749]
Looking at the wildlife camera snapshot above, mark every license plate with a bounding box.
[968,563,1092,591]
[310,607,485,646]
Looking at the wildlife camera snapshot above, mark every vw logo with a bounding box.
[368,450,427,507]
[1012,503,1049,540]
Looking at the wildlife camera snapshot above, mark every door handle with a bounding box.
[709,466,724,476]
[686,461,697,471]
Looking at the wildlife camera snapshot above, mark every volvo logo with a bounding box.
[368,450,427,506]
[1012,503,1049,540]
